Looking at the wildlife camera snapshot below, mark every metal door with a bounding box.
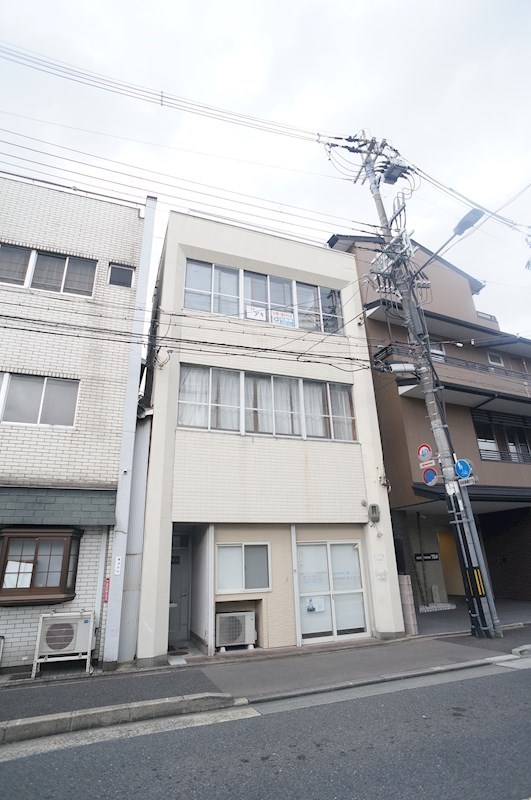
[169,547,190,646]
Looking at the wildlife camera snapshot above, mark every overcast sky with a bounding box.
[1,0,530,335]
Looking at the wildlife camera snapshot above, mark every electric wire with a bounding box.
[0,41,342,143]
[0,127,381,233]
[0,109,348,182]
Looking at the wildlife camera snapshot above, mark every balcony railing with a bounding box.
[479,448,531,464]
[374,344,530,384]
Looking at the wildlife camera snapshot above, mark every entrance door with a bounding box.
[438,530,465,596]
[297,542,367,641]
[169,546,190,647]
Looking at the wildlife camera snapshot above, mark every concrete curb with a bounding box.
[2,647,530,744]
[0,692,235,745]
[247,654,522,704]
[512,644,531,657]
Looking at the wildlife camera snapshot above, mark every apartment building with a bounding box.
[134,213,405,664]
[329,235,531,610]
[0,174,155,671]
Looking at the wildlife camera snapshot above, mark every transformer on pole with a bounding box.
[330,135,502,637]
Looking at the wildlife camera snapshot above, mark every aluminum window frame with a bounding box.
[0,372,79,428]
[0,243,97,297]
[184,259,344,334]
[177,365,356,442]
[216,542,272,594]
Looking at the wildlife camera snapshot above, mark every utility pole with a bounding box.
[331,136,502,637]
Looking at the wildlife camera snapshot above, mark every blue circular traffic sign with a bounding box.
[455,459,474,479]
[422,468,438,486]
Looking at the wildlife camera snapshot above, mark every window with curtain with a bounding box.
[330,383,356,440]
[211,368,240,430]
[177,365,355,441]
[303,380,331,438]
[273,376,301,435]
[0,373,79,426]
[245,373,273,433]
[177,364,210,428]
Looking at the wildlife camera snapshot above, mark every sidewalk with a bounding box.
[1,624,530,744]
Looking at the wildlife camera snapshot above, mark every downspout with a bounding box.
[102,196,157,669]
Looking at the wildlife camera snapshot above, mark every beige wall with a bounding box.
[214,524,296,648]
[138,214,404,662]
[173,430,367,523]
[352,240,498,329]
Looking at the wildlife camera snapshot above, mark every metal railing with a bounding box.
[374,344,529,385]
[478,448,531,464]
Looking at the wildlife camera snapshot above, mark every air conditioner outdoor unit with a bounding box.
[31,610,96,678]
[216,611,255,650]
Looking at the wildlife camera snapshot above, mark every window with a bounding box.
[0,244,31,285]
[0,243,97,296]
[487,352,504,367]
[184,259,343,333]
[472,410,531,464]
[217,544,270,592]
[429,340,446,362]
[0,528,82,604]
[0,373,79,426]
[506,427,531,463]
[211,368,240,431]
[184,260,239,316]
[475,421,499,458]
[32,253,96,296]
[108,264,134,288]
[177,365,356,441]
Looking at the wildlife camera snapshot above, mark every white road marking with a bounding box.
[495,657,531,670]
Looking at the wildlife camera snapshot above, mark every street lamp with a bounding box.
[410,208,485,280]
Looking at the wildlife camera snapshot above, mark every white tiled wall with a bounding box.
[0,527,109,669]
[0,176,145,486]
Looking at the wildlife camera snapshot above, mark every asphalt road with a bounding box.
[1,669,530,800]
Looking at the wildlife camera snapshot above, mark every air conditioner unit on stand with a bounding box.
[31,610,96,678]
[216,611,255,651]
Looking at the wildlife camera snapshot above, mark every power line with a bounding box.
[0,127,381,234]
[0,41,341,143]
[0,109,347,182]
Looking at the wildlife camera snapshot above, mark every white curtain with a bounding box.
[211,368,240,430]
[329,384,355,441]
[303,381,330,438]
[245,374,272,433]
[273,377,300,435]
[177,365,210,428]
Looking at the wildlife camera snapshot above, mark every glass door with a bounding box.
[297,542,367,641]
